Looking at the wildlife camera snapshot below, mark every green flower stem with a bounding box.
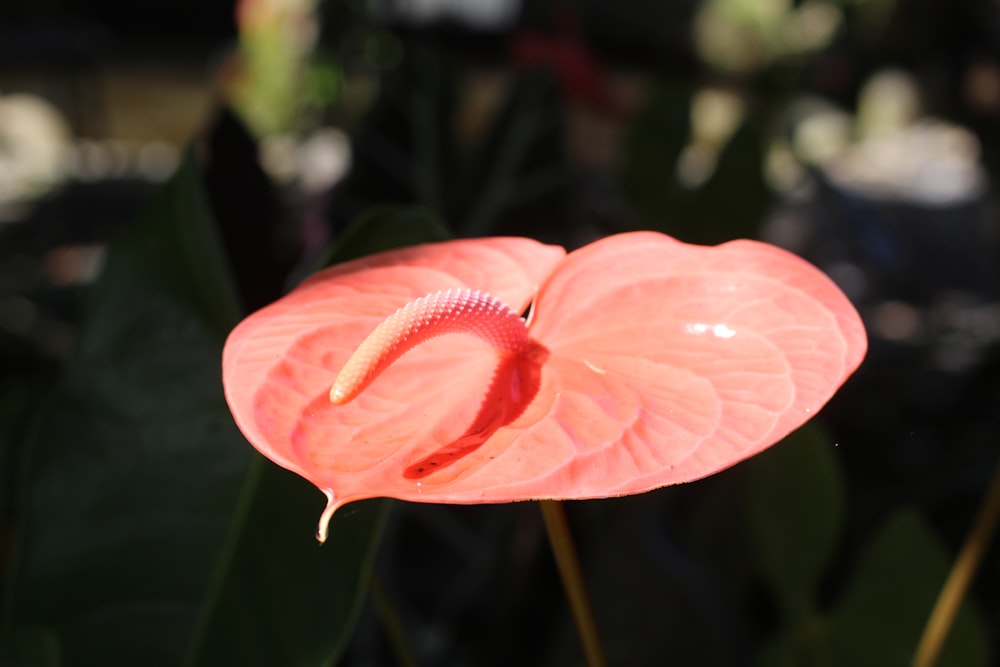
[912,455,1000,667]
[369,573,419,667]
[538,500,607,667]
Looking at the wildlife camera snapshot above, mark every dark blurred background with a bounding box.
[3,0,1000,665]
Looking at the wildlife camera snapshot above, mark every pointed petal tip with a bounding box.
[315,489,342,544]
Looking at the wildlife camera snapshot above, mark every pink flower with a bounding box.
[222,232,866,541]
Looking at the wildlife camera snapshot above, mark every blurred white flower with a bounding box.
[0,93,72,209]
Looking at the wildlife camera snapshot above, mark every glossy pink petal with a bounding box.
[222,232,867,528]
[523,231,867,494]
[222,238,566,484]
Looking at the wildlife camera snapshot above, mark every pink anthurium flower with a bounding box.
[222,232,866,542]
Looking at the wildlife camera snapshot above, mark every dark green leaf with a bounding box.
[745,424,846,621]
[318,205,451,269]
[0,626,62,667]
[620,81,692,225]
[185,467,388,667]
[324,44,455,234]
[187,202,449,666]
[681,118,771,244]
[621,82,770,243]
[828,510,990,667]
[752,616,834,667]
[456,69,568,238]
[326,45,568,238]
[3,150,250,666]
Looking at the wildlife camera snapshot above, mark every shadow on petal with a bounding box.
[404,342,548,479]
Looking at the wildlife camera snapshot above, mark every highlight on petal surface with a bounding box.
[221,232,866,539]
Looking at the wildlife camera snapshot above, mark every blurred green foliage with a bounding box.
[2,0,1000,664]
[1,154,390,665]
